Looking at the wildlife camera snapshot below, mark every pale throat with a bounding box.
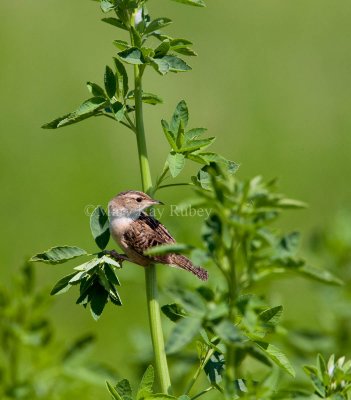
[108,205,141,236]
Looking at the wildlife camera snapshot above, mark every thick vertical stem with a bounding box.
[134,66,152,193]
[133,50,171,393]
[144,265,171,393]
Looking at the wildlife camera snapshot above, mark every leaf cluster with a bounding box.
[30,206,123,320]
[161,286,294,386]
[155,164,343,397]
[42,0,203,131]
[194,165,341,286]
[106,365,190,400]
[304,354,351,399]
[0,263,117,400]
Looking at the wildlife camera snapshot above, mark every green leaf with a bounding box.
[185,128,207,140]
[109,290,123,306]
[170,100,189,133]
[298,265,343,285]
[118,47,145,65]
[30,246,87,264]
[303,366,325,397]
[254,341,295,377]
[42,97,107,129]
[204,351,224,384]
[275,198,308,209]
[127,91,163,105]
[170,39,197,56]
[259,306,283,326]
[69,270,89,284]
[87,82,106,97]
[115,379,132,399]
[171,0,206,6]
[172,46,197,56]
[170,38,193,46]
[76,275,96,305]
[166,317,202,354]
[113,40,130,51]
[103,263,121,286]
[155,40,171,58]
[130,26,142,48]
[89,282,109,320]
[181,137,215,152]
[145,17,172,35]
[90,206,110,250]
[317,353,327,381]
[167,287,207,315]
[110,101,126,122]
[167,152,185,178]
[214,319,242,344]
[74,258,100,272]
[163,55,191,72]
[113,57,129,97]
[145,242,192,256]
[50,272,77,295]
[141,93,163,105]
[161,120,177,149]
[137,365,154,397]
[106,381,123,400]
[104,66,116,98]
[102,18,127,31]
[72,97,107,117]
[100,0,115,12]
[176,119,185,149]
[150,57,170,75]
[161,303,187,322]
[100,255,122,269]
[186,153,209,165]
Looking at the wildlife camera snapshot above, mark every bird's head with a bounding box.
[108,190,163,218]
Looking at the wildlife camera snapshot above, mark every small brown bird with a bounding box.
[108,190,208,281]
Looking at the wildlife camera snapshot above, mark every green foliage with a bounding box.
[34,0,351,399]
[156,165,344,397]
[30,246,87,264]
[0,263,117,400]
[106,365,187,400]
[154,100,238,190]
[42,0,201,133]
[304,354,351,399]
[31,206,123,320]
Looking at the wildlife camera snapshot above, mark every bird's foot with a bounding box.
[103,250,131,264]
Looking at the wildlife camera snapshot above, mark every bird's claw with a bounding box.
[103,250,131,264]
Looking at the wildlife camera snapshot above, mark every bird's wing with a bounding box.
[123,212,175,257]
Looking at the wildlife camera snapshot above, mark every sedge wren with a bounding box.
[108,190,208,281]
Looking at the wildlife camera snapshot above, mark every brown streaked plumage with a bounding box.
[108,190,208,281]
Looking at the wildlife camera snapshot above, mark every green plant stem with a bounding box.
[144,266,171,393]
[191,386,215,400]
[158,182,191,190]
[186,347,215,395]
[133,66,152,192]
[225,245,238,398]
[100,112,135,131]
[130,13,171,393]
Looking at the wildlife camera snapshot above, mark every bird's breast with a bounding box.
[109,216,134,242]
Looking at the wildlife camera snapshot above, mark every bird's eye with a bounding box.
[136,197,142,203]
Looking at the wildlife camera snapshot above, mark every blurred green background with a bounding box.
[1,0,351,396]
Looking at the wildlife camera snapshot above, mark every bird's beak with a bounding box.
[152,199,164,205]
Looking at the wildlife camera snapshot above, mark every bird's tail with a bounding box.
[168,254,208,281]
